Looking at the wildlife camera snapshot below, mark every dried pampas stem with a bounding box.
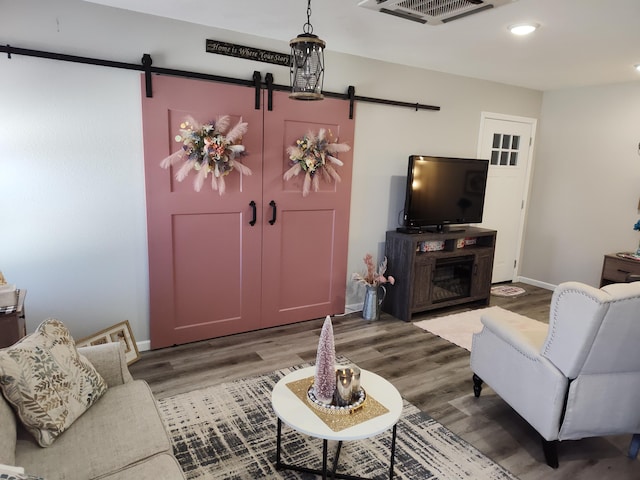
[233,161,252,176]
[215,115,231,134]
[194,165,208,192]
[283,163,302,181]
[160,150,185,169]
[176,160,195,181]
[226,118,248,143]
[302,172,312,197]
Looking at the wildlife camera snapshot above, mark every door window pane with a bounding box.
[490,132,522,168]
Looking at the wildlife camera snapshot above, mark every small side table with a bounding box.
[0,289,27,348]
[271,366,403,480]
[600,253,640,286]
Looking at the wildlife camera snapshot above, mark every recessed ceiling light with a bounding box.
[635,64,640,72]
[508,23,539,36]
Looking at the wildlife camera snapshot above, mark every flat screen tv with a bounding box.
[401,155,489,233]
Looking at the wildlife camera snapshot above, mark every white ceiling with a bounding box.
[83,0,640,91]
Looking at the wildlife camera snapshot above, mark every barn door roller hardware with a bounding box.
[1,45,440,117]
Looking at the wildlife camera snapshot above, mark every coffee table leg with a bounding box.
[276,418,282,469]
[331,441,343,480]
[322,439,329,480]
[274,420,397,480]
[389,424,397,479]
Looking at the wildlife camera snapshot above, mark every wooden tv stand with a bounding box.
[383,227,497,322]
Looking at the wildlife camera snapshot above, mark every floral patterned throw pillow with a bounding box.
[0,319,107,447]
[0,464,45,480]
[0,474,45,480]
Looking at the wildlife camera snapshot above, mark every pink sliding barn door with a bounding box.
[142,75,263,349]
[142,75,355,348]
[261,91,354,328]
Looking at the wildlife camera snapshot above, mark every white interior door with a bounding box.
[477,113,536,283]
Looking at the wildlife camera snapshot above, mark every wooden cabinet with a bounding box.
[600,253,640,286]
[383,228,496,321]
[0,289,27,348]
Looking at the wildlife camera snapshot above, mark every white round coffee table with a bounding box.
[271,366,403,479]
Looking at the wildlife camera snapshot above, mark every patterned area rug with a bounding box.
[158,363,517,479]
[413,306,548,351]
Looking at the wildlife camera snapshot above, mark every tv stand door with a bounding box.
[412,257,434,312]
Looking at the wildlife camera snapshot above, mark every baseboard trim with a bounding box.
[517,276,556,291]
[344,303,363,315]
[137,340,151,352]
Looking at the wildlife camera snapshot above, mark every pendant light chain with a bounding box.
[303,0,314,34]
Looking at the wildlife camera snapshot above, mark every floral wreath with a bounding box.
[160,115,251,194]
[283,128,350,197]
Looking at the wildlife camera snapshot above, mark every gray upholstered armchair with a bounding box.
[470,281,640,468]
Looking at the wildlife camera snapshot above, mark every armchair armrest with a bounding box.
[471,309,568,441]
[479,312,544,358]
[78,342,133,387]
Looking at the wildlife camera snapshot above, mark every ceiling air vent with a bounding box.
[358,0,516,25]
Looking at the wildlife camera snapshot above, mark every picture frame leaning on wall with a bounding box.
[76,319,141,365]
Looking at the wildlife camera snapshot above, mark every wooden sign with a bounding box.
[206,39,290,67]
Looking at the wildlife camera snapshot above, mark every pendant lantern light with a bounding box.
[289,0,325,100]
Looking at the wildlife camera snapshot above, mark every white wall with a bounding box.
[0,57,149,341]
[0,0,542,345]
[521,82,640,286]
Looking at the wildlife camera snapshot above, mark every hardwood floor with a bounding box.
[130,283,639,479]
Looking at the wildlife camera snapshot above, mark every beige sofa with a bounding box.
[0,342,185,480]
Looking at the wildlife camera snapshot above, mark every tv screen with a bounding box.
[402,155,489,232]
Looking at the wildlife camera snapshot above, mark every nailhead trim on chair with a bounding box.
[543,285,640,358]
[543,288,604,357]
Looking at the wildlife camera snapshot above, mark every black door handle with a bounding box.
[249,201,256,226]
[269,200,277,225]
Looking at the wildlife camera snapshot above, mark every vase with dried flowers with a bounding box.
[634,219,640,256]
[352,254,395,321]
